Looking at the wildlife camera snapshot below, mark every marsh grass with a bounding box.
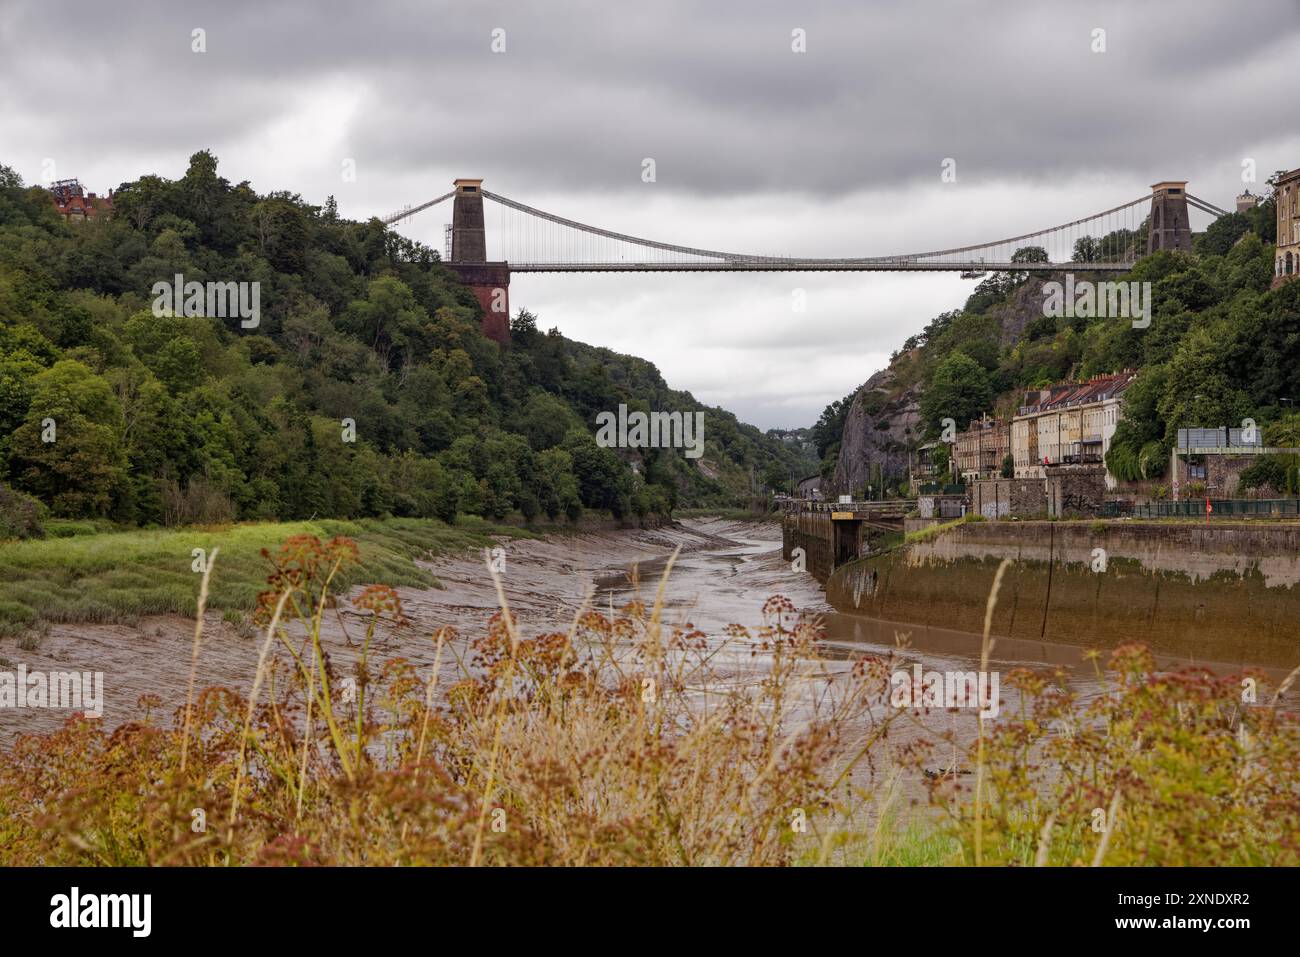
[902,513,985,545]
[826,815,963,867]
[0,516,519,637]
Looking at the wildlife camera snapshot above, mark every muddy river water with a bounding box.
[3,518,1292,751]
[590,518,1292,683]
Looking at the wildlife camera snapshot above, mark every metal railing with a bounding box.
[783,499,912,515]
[917,483,966,495]
[1102,498,1300,519]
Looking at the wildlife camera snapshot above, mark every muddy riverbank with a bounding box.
[0,519,797,741]
[3,517,1292,750]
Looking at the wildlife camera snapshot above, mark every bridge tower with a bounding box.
[1147,181,1193,254]
[446,178,510,343]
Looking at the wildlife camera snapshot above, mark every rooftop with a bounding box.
[1015,370,1137,417]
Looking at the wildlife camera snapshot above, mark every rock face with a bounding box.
[830,366,921,497]
[987,275,1054,346]
[830,276,1058,496]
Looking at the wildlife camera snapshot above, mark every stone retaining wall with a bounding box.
[825,520,1300,665]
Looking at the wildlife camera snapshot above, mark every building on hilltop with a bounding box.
[1237,189,1260,213]
[48,179,112,221]
[1275,167,1300,288]
[1011,370,1137,489]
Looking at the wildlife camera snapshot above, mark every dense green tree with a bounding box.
[0,151,812,527]
[1198,211,1252,257]
[514,390,582,450]
[919,352,992,436]
[8,360,126,516]
[562,428,629,518]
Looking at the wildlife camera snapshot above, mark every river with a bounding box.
[5,517,1291,747]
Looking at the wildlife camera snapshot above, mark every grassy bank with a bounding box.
[902,512,984,545]
[0,516,522,638]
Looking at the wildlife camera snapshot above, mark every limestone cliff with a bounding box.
[830,366,921,496]
[986,275,1056,346]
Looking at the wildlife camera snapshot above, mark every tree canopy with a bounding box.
[0,154,813,529]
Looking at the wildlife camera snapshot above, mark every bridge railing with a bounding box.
[782,499,912,515]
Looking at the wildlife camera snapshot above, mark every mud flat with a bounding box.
[0,519,805,742]
[8,515,1293,757]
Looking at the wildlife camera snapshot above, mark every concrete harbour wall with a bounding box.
[825,521,1300,665]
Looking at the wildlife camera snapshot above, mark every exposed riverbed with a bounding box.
[3,517,1293,754]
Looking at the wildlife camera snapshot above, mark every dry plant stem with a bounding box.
[1270,661,1300,709]
[645,548,681,755]
[354,616,377,770]
[470,548,522,867]
[180,546,218,774]
[866,771,902,866]
[1091,788,1123,866]
[227,588,292,845]
[647,546,682,661]
[974,558,1012,867]
[308,559,354,781]
[401,630,449,849]
[269,562,356,782]
[296,660,315,827]
[414,630,449,770]
[1034,809,1058,867]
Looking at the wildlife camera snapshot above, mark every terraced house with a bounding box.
[954,415,1011,482]
[1011,371,1137,488]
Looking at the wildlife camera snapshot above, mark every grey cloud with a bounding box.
[2,0,1297,429]
[5,0,1297,197]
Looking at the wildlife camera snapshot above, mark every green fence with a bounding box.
[1102,498,1300,519]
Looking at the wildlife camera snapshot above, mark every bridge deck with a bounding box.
[784,500,911,518]
[508,261,1134,273]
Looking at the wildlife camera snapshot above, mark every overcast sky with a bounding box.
[3,0,1298,429]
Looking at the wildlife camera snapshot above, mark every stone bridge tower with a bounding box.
[1147,181,1193,254]
[446,178,510,343]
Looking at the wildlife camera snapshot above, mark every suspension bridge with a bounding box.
[379,178,1228,339]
